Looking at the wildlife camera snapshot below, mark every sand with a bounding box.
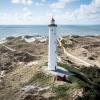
[62,36,100,67]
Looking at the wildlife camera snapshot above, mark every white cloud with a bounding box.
[27,0,33,5]
[41,0,46,2]
[1,0,100,25]
[11,0,19,3]
[94,0,100,7]
[34,2,44,6]
[49,0,76,9]
[0,7,33,25]
[0,7,48,25]
[11,0,33,5]
[48,0,100,24]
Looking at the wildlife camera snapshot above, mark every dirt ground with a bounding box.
[0,36,100,100]
[62,36,100,67]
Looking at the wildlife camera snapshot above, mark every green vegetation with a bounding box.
[61,39,65,47]
[6,36,15,40]
[27,71,52,85]
[72,35,80,38]
[53,85,69,100]
[6,36,22,40]
[79,66,100,83]
[76,66,100,100]
[60,38,73,48]
[1,36,100,100]
[5,36,28,50]
[58,62,80,74]
[24,35,33,39]
[58,63,100,100]
[6,36,26,45]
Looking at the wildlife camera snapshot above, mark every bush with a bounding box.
[6,36,15,40]
[72,35,80,38]
[53,85,69,99]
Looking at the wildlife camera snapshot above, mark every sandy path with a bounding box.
[3,45,16,52]
[58,38,92,67]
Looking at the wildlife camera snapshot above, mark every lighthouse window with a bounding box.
[51,29,53,31]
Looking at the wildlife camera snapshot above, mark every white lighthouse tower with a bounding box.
[48,18,57,71]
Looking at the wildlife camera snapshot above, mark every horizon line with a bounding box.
[0,24,100,26]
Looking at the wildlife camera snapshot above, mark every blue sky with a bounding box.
[0,0,100,25]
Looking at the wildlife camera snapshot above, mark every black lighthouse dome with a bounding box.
[48,18,57,27]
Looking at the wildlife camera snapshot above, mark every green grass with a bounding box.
[58,62,81,74]
[58,62,100,100]
[6,36,26,45]
[26,71,52,85]
[53,85,69,100]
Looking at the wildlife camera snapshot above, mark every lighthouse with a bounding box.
[48,18,57,71]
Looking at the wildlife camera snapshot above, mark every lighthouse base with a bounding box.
[47,66,74,76]
[48,63,57,71]
[48,65,56,71]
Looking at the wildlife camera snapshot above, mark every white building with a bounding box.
[48,18,57,71]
